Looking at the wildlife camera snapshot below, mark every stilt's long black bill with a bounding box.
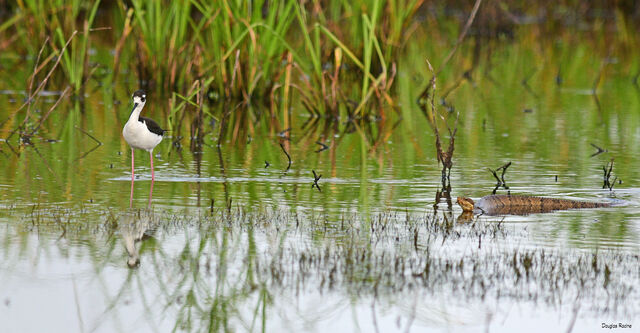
[130,103,138,115]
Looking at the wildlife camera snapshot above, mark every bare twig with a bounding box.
[590,143,607,157]
[489,162,511,194]
[426,59,459,184]
[279,143,291,171]
[75,142,102,161]
[74,126,103,146]
[439,107,453,178]
[315,141,329,153]
[497,162,511,184]
[602,158,618,191]
[312,170,322,192]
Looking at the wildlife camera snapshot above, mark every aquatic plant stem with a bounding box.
[279,143,292,172]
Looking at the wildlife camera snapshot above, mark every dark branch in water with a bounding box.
[74,125,103,146]
[279,143,291,171]
[590,143,607,157]
[602,158,618,191]
[312,170,322,192]
[75,146,101,161]
[74,125,103,161]
[489,162,511,194]
[423,59,459,186]
[315,141,329,153]
[488,169,500,185]
[497,162,511,184]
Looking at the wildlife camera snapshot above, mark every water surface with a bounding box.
[1,22,639,333]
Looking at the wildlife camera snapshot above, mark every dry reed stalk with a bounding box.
[283,52,293,133]
[6,31,77,141]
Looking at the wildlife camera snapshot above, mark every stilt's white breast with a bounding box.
[123,119,162,152]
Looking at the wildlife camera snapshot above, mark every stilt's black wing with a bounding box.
[138,116,165,136]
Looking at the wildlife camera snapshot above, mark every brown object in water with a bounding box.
[456,195,610,216]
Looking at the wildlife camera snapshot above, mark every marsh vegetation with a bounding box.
[1,1,639,332]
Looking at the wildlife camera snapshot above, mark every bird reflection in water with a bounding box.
[120,209,157,268]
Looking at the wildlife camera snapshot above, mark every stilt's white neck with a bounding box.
[128,100,146,123]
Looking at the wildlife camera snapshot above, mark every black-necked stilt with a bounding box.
[122,90,165,208]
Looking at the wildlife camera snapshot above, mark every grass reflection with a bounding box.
[5,205,635,330]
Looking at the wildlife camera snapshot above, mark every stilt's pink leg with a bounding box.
[130,148,135,208]
[148,151,154,209]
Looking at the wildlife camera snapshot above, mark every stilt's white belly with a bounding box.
[123,121,162,151]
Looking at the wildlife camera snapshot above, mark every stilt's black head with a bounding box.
[132,90,147,103]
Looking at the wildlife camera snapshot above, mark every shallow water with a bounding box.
[2,26,640,333]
